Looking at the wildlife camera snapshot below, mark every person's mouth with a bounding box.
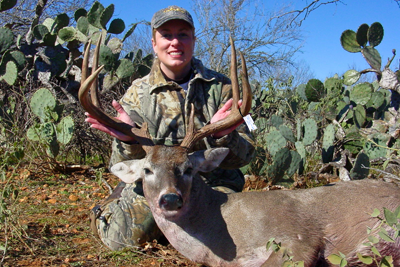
[169,51,183,57]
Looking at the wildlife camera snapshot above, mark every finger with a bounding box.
[219,98,234,113]
[112,100,126,115]
[85,116,101,125]
[90,123,135,142]
[213,119,244,138]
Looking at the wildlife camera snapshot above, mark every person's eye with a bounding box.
[162,33,172,39]
[179,32,189,38]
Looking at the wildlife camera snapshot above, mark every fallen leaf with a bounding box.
[19,169,30,180]
[19,197,28,203]
[48,199,57,204]
[38,194,49,201]
[69,195,78,201]
[72,238,90,244]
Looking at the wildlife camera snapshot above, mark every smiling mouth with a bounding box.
[169,51,183,56]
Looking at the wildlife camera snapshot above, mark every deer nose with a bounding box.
[159,193,183,211]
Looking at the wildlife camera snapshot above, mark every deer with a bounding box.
[79,37,400,267]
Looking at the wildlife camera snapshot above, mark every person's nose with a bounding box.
[171,36,180,46]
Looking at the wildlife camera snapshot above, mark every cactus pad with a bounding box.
[0,61,17,85]
[340,29,361,53]
[361,46,381,70]
[322,124,335,163]
[88,1,105,29]
[356,23,369,47]
[116,58,135,79]
[74,8,87,21]
[350,151,370,180]
[364,132,391,159]
[368,22,384,47]
[0,27,13,53]
[100,4,114,29]
[29,88,57,123]
[305,79,325,102]
[269,115,283,128]
[108,18,125,34]
[279,124,295,143]
[343,70,361,86]
[267,147,291,184]
[266,130,286,157]
[302,118,318,146]
[0,0,17,12]
[296,84,307,101]
[56,115,74,145]
[349,83,372,105]
[58,27,77,42]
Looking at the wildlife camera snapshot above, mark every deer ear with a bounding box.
[189,147,230,173]
[111,160,144,184]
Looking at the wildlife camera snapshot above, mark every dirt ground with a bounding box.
[0,164,204,267]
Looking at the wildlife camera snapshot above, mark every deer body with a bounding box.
[112,146,400,267]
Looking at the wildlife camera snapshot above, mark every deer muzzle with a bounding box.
[159,193,183,211]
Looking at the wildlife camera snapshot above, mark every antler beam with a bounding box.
[180,36,252,150]
[78,39,154,148]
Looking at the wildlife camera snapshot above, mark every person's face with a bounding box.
[152,19,195,79]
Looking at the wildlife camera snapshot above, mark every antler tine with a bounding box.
[79,38,154,149]
[90,37,102,108]
[239,51,252,116]
[180,36,252,150]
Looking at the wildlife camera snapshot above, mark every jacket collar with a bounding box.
[148,57,215,93]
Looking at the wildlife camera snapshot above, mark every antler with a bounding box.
[79,38,154,149]
[180,36,252,150]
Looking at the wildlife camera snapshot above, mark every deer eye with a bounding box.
[144,168,153,175]
[184,168,193,176]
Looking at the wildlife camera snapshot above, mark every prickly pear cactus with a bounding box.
[362,46,381,70]
[287,150,302,177]
[349,151,370,180]
[341,22,384,71]
[0,27,13,53]
[29,88,57,123]
[266,147,292,185]
[356,23,369,47]
[343,70,361,86]
[56,116,74,145]
[364,133,391,160]
[279,124,295,143]
[0,61,17,85]
[302,118,318,146]
[266,130,286,157]
[305,79,325,102]
[367,22,384,48]
[322,124,335,163]
[340,29,361,53]
[270,115,283,128]
[296,84,308,101]
[0,0,17,12]
[27,88,74,159]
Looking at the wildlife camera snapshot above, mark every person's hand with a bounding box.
[210,98,243,138]
[85,100,137,143]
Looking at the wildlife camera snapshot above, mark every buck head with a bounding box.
[111,146,230,219]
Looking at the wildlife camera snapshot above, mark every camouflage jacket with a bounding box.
[109,57,255,178]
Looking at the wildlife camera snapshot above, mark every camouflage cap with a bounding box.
[151,6,194,29]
